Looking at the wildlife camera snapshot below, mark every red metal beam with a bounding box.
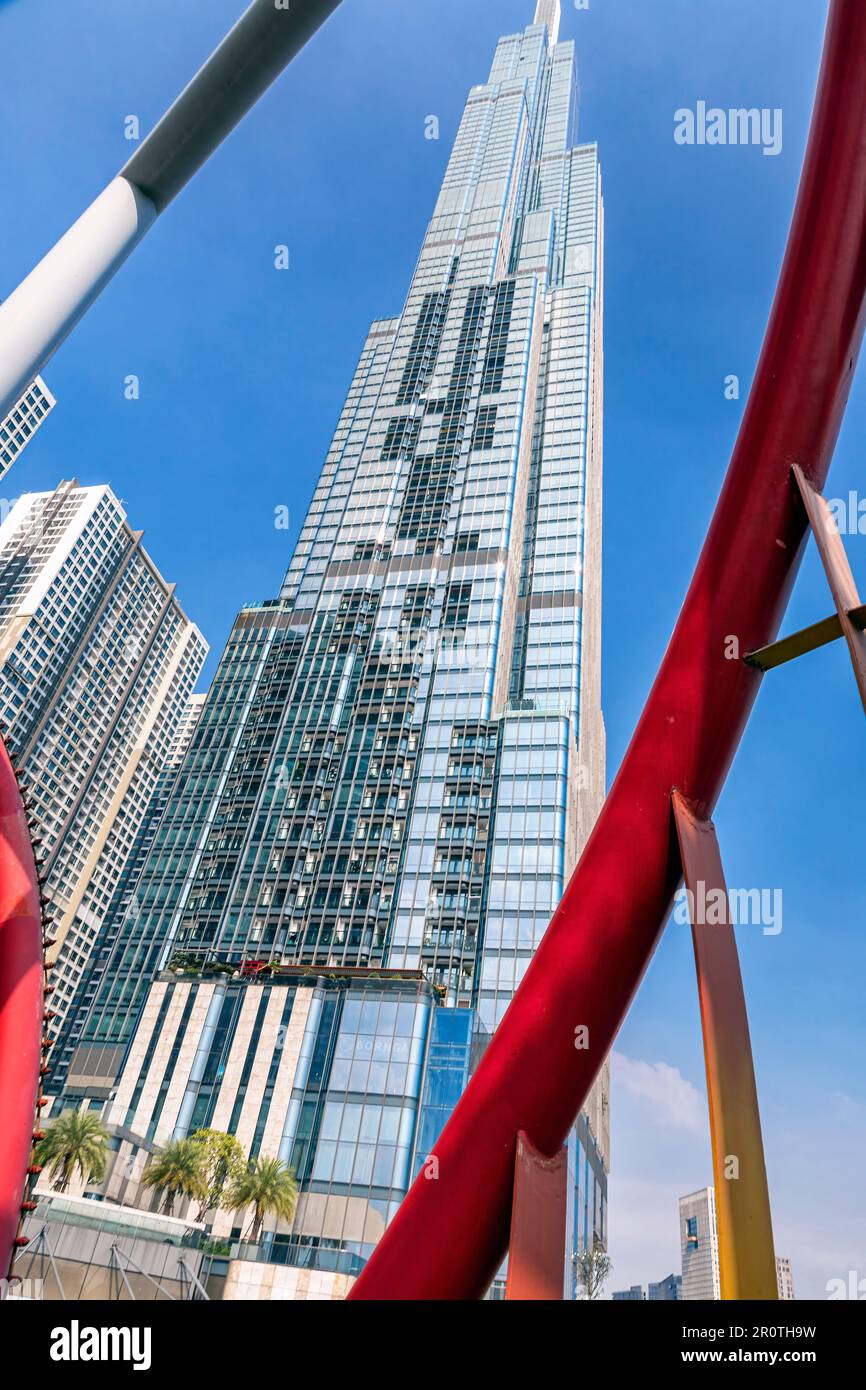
[350,0,866,1300]
[504,1133,567,1301]
[0,741,43,1278]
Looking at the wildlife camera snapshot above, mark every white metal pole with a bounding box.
[0,179,156,419]
[0,0,341,421]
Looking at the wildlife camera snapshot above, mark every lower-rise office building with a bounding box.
[650,1272,682,1301]
[612,1272,681,1302]
[60,964,605,1298]
[97,968,440,1275]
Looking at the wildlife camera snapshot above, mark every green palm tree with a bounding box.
[229,1156,299,1244]
[35,1110,109,1193]
[141,1138,206,1216]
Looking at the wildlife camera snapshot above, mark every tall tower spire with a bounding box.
[534,0,561,46]
[55,0,608,1298]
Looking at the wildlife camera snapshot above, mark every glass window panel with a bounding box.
[320,1103,342,1141]
[398,1107,416,1147]
[311,1141,336,1182]
[352,1144,375,1186]
[329,1058,351,1089]
[349,1059,370,1090]
[377,1001,398,1033]
[359,1105,381,1142]
[368,1060,389,1092]
[372,1145,396,1187]
[379,1108,400,1142]
[393,1146,412,1191]
[341,999,361,1033]
[359,1001,380,1034]
[333,1144,354,1183]
[340,1104,362,1143]
[395,1002,416,1036]
[386,1063,408,1096]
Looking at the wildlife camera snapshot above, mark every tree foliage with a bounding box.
[189,1128,247,1220]
[141,1138,207,1216]
[228,1156,299,1244]
[35,1110,110,1193]
[575,1241,613,1301]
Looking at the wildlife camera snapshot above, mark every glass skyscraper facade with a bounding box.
[59,0,608,1290]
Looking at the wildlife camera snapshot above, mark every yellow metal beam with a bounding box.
[672,791,778,1301]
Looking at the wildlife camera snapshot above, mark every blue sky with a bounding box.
[2,0,863,1298]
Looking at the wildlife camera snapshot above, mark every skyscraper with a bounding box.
[0,479,208,1037]
[62,0,608,1288]
[776,1255,795,1301]
[680,1189,793,1302]
[0,375,55,482]
[680,1188,722,1300]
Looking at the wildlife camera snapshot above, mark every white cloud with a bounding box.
[607,1058,866,1300]
[612,1052,707,1134]
[764,1089,866,1299]
[606,1054,711,1294]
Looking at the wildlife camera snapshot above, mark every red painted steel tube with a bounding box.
[505,1133,568,1301]
[350,0,866,1300]
[0,741,43,1278]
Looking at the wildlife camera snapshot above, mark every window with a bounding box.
[442,582,472,632]
[381,415,421,462]
[480,279,515,393]
[454,532,480,554]
[396,283,454,406]
[471,406,498,451]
